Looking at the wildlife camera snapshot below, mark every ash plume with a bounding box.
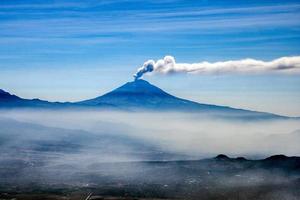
[134,55,300,79]
[134,60,155,80]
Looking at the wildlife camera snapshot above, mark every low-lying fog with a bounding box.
[0,109,299,162]
[0,109,300,197]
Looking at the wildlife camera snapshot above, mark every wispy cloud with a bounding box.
[0,0,183,10]
[1,12,299,39]
[0,2,87,9]
[0,0,299,66]
[1,2,300,36]
[0,36,129,45]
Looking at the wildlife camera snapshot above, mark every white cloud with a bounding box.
[135,55,300,78]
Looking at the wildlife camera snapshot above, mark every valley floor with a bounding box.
[1,155,300,200]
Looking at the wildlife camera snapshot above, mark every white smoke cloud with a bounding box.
[134,55,300,79]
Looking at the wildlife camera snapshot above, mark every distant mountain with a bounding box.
[77,79,236,110]
[0,80,293,119]
[78,79,204,109]
[213,154,300,171]
[0,89,69,108]
[78,79,287,119]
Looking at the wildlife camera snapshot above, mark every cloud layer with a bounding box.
[134,56,300,79]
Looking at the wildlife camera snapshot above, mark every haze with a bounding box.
[1,109,299,161]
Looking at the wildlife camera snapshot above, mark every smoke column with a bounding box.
[134,60,155,80]
[134,55,300,79]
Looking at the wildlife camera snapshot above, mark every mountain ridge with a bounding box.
[0,79,295,119]
[0,88,70,108]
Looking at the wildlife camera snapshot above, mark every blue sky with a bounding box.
[0,0,300,116]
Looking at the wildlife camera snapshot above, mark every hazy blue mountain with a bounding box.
[0,80,292,119]
[0,89,83,109]
[78,79,286,119]
[78,79,233,110]
[0,89,55,108]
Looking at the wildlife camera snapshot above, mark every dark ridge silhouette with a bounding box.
[0,89,74,109]
[236,156,248,161]
[262,155,300,170]
[265,154,288,161]
[215,154,230,160]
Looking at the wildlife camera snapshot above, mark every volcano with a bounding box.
[77,79,286,119]
[78,79,228,110]
[78,79,204,110]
